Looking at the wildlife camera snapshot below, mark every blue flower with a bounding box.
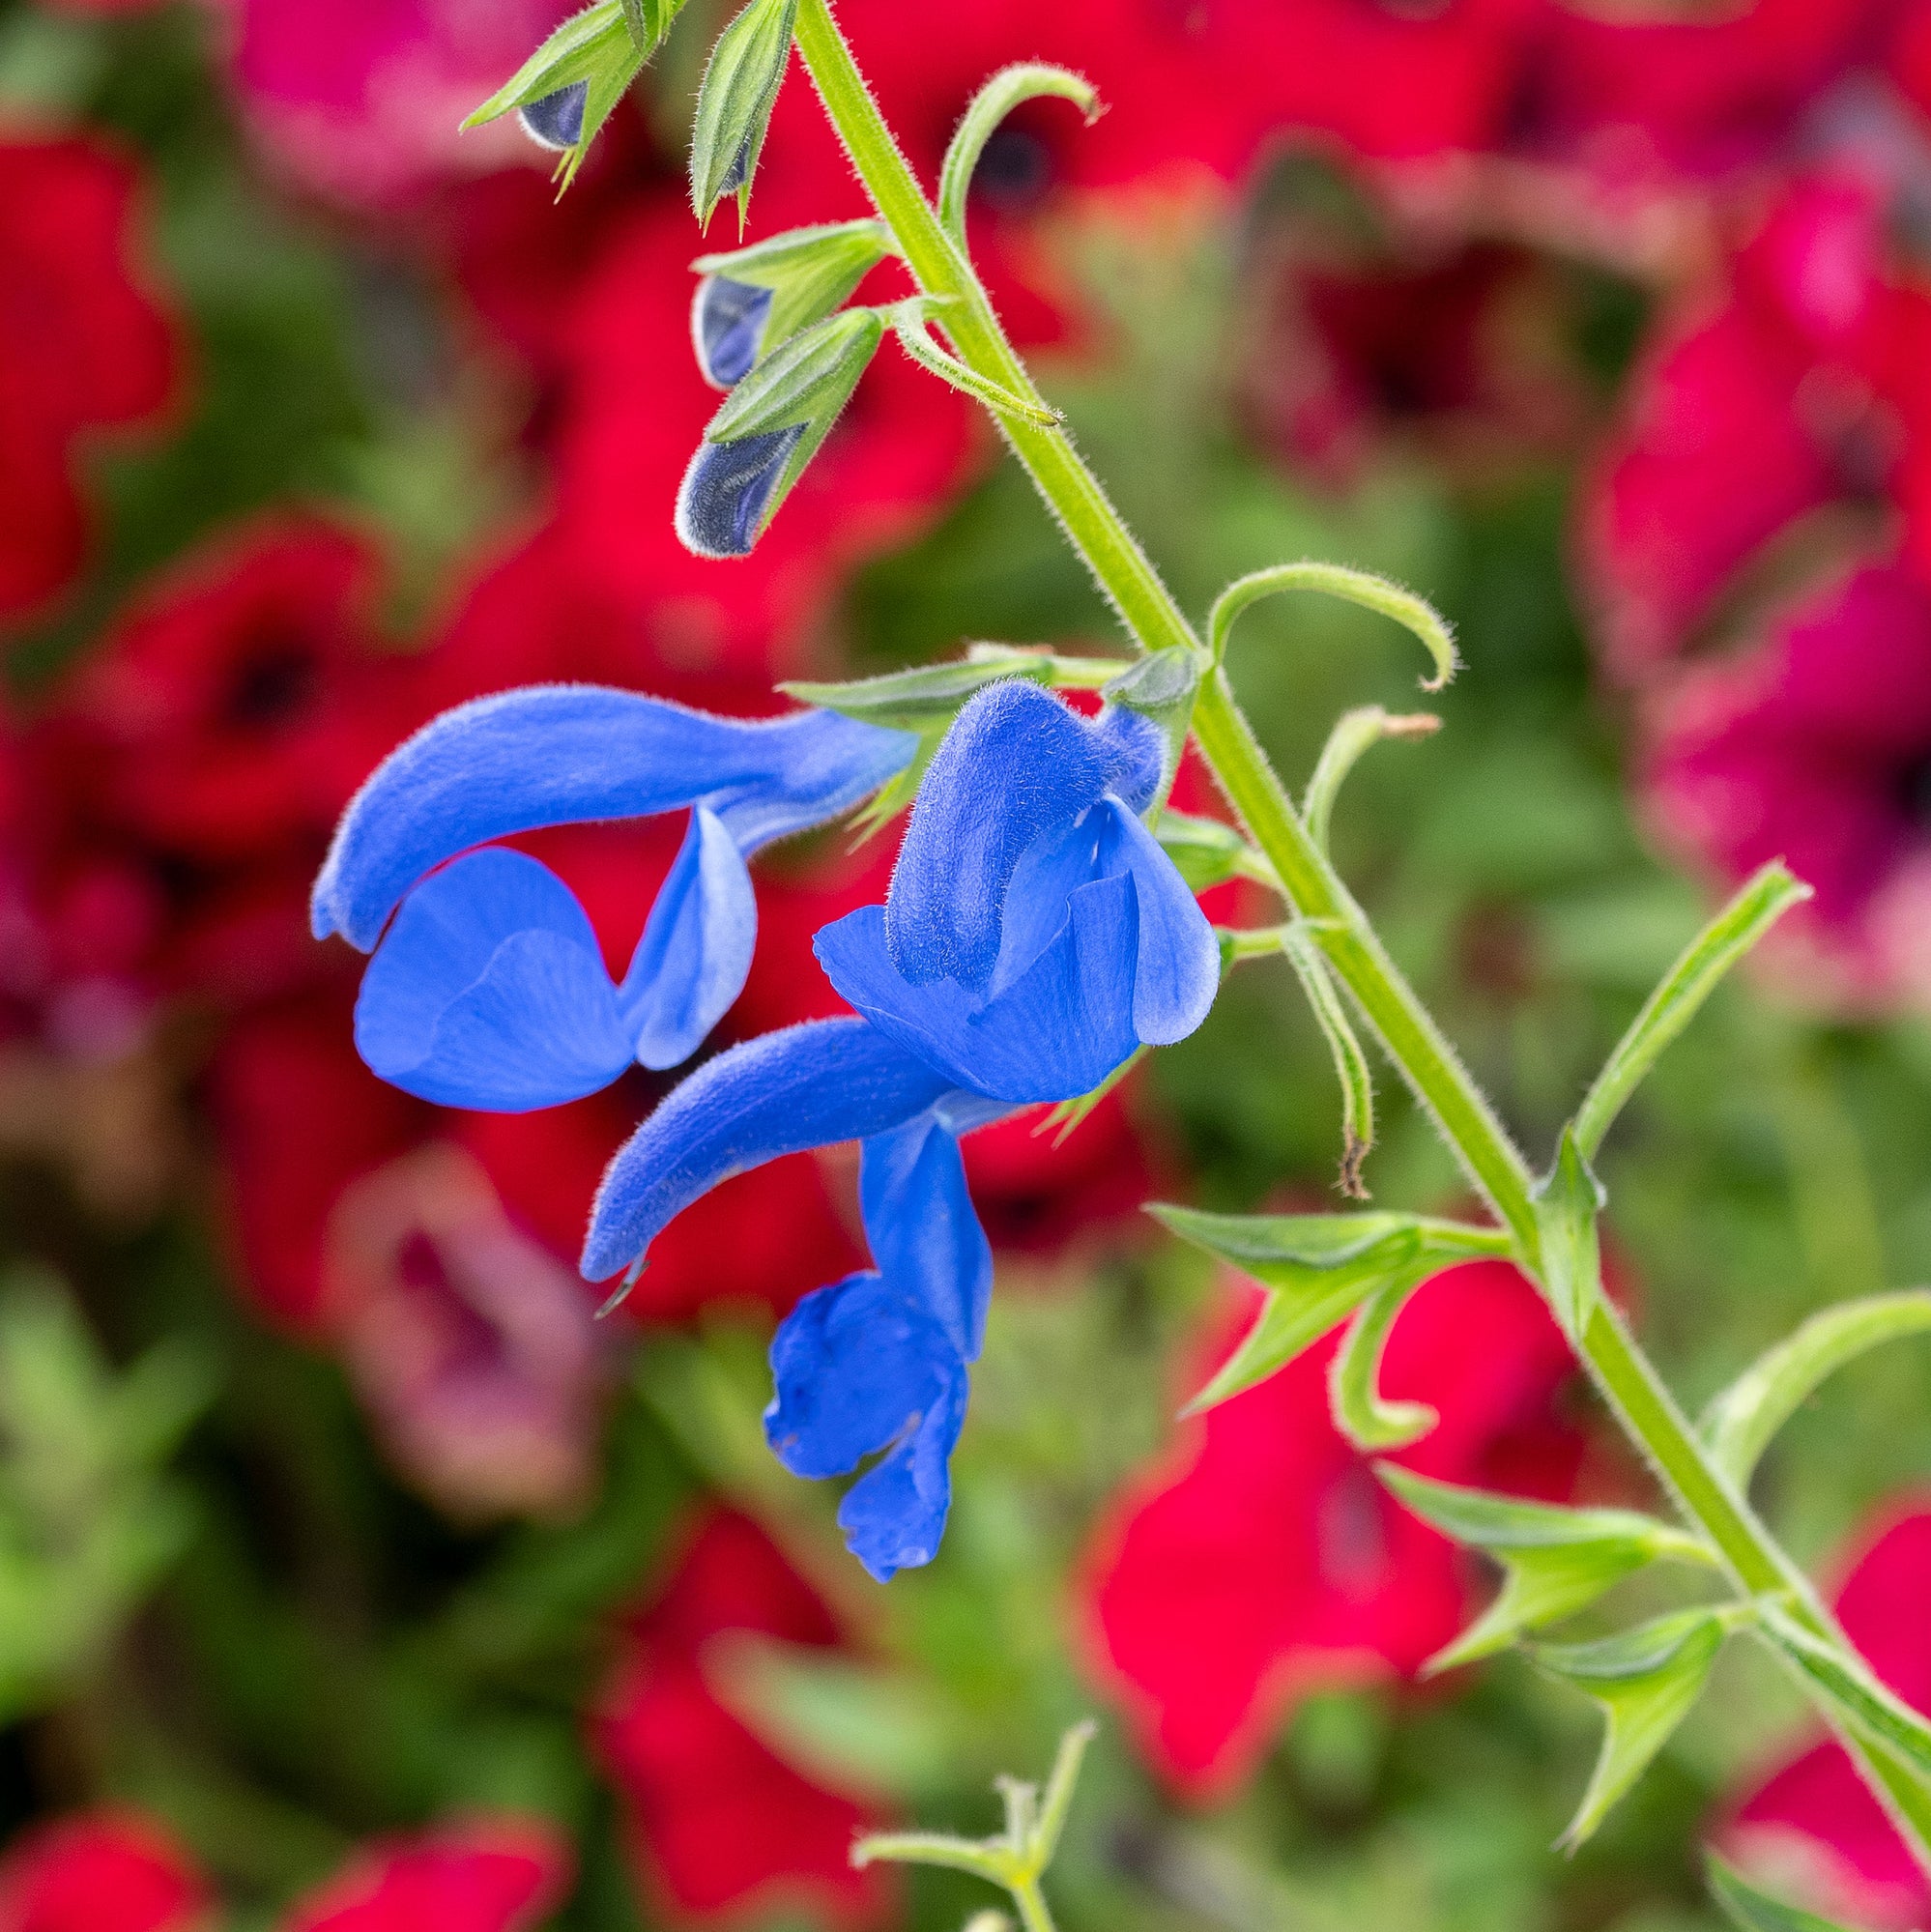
[312,686,914,1110]
[517,82,588,152]
[582,681,1220,1576]
[692,275,773,388]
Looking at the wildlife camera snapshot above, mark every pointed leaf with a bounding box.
[689,0,797,227]
[1532,1124,1605,1344]
[1149,1208,1510,1414]
[1329,1280,1435,1450]
[1758,1603,1931,1780]
[1701,1291,1931,1486]
[1574,862,1811,1159]
[1707,1852,1872,1932]
[1536,1609,1730,1847]
[1379,1466,1715,1670]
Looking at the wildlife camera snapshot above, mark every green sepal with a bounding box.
[1757,1603,1931,1781]
[1153,811,1272,893]
[692,220,892,383]
[1700,1290,1931,1487]
[1378,1467,1713,1671]
[1329,1280,1434,1450]
[462,0,656,191]
[1532,1124,1605,1344]
[689,0,797,229]
[1535,1608,1731,1848]
[1100,649,1207,812]
[1147,1207,1510,1415]
[780,653,1052,733]
[697,306,882,547]
[1039,1045,1146,1146]
[1707,1851,1872,1932]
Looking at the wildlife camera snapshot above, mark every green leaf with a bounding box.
[1302,705,1440,853]
[1153,810,1273,893]
[689,0,798,228]
[691,219,892,380]
[1707,1851,1872,1932]
[1379,1467,1714,1670]
[1329,1281,1435,1450]
[1207,560,1458,688]
[1535,1609,1730,1847]
[461,0,659,190]
[1573,861,1811,1159]
[782,655,1046,732]
[1757,1603,1931,1780]
[1531,1124,1605,1344]
[937,64,1099,242]
[1281,923,1375,1199]
[1147,1207,1510,1414]
[1700,1290,1931,1486]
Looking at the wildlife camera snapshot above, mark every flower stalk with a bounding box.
[789,0,1931,1869]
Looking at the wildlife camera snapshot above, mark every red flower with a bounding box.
[0,1811,208,1932]
[228,0,577,205]
[0,138,176,622]
[282,1820,568,1932]
[1086,1256,1583,1798]
[1579,173,1894,677]
[1642,560,1931,1009]
[591,1510,891,1927]
[326,1141,604,1519]
[962,1088,1162,1256]
[1721,1500,1931,1931]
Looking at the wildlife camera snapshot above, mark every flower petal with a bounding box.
[815,880,1140,1104]
[518,82,588,151]
[764,1268,967,1583]
[693,274,772,388]
[861,1113,992,1360]
[1097,798,1220,1044]
[884,682,1163,992]
[620,805,758,1071]
[675,426,805,560]
[313,688,913,948]
[354,848,634,1110]
[582,1017,955,1280]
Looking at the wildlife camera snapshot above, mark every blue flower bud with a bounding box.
[692,275,772,388]
[688,0,797,227]
[676,425,804,559]
[516,80,589,152]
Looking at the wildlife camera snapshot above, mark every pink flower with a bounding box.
[1642,560,1931,1008]
[592,1510,892,1927]
[0,1811,208,1932]
[1086,1256,1584,1798]
[325,1141,603,1519]
[1721,1500,1931,1931]
[283,1820,568,1932]
[228,0,577,205]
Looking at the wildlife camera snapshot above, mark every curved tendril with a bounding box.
[937,63,1101,247]
[890,302,1061,425]
[1207,561,1459,689]
[1303,705,1441,852]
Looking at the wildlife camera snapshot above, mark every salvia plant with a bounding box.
[310,3,1931,1924]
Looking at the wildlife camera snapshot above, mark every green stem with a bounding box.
[1011,1876,1057,1932]
[790,0,1931,1875]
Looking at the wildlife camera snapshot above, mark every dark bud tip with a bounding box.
[718,130,755,195]
[693,275,773,389]
[517,81,589,152]
[676,424,804,559]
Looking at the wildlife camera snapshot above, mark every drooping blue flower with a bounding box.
[312,686,914,1110]
[581,680,1220,1577]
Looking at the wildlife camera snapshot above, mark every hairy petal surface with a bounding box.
[884,682,1162,991]
[313,688,912,949]
[859,1112,992,1361]
[354,849,635,1110]
[583,1018,954,1280]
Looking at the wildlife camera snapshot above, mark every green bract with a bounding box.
[1148,1207,1512,1414]
[690,0,799,228]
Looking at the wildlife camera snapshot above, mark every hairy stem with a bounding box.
[789,0,1931,1872]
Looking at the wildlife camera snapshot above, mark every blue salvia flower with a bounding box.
[583,681,1219,1576]
[517,82,589,151]
[310,685,914,1110]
